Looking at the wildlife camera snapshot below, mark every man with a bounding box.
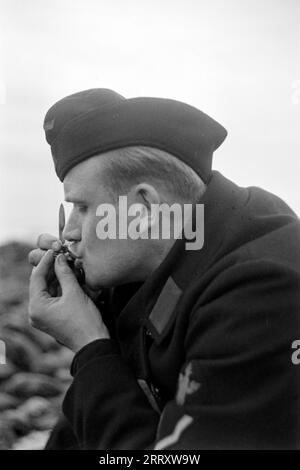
[28,89,300,449]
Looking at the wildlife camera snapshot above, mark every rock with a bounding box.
[22,326,58,353]
[0,242,33,312]
[0,311,58,352]
[2,372,63,398]
[48,393,65,412]
[0,277,29,308]
[32,412,57,431]
[0,330,42,371]
[0,409,31,435]
[0,242,33,279]
[16,397,57,430]
[0,392,20,411]
[0,306,28,328]
[17,396,51,416]
[0,421,16,449]
[0,241,68,449]
[54,367,72,384]
[0,361,17,383]
[12,430,50,450]
[0,397,59,437]
[34,348,73,375]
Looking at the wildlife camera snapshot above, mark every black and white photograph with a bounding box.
[0,0,299,457]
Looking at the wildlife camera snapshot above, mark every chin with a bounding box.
[84,275,104,290]
[86,269,138,290]
[84,271,115,290]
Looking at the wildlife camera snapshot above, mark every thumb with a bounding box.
[54,254,77,294]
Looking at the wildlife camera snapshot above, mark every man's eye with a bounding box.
[77,205,87,213]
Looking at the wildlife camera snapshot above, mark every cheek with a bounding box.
[82,215,99,248]
[82,218,113,265]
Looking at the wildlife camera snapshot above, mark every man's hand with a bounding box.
[28,233,63,266]
[29,249,110,353]
[28,233,64,297]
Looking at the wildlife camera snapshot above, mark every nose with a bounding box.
[62,211,81,242]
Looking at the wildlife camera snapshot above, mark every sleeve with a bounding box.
[62,339,160,449]
[62,259,300,450]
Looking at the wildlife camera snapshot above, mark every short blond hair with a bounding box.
[100,146,206,203]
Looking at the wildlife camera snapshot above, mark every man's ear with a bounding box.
[133,183,160,234]
[134,183,161,209]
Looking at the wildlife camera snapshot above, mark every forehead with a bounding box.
[63,155,108,202]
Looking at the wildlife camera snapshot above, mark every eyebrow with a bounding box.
[64,195,87,203]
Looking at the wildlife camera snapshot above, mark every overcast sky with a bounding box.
[0,0,299,244]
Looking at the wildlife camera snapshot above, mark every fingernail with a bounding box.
[52,241,61,251]
[57,254,65,265]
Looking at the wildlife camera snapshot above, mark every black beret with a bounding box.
[43,88,227,183]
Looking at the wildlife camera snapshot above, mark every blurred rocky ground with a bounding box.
[0,242,73,449]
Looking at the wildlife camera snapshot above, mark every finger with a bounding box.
[28,248,46,266]
[29,249,54,299]
[54,254,78,294]
[36,233,61,250]
[28,249,61,284]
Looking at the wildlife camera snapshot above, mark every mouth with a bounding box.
[65,247,83,269]
[66,244,81,259]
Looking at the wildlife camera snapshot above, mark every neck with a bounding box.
[142,238,177,279]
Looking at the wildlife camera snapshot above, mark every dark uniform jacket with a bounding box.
[46,171,300,450]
